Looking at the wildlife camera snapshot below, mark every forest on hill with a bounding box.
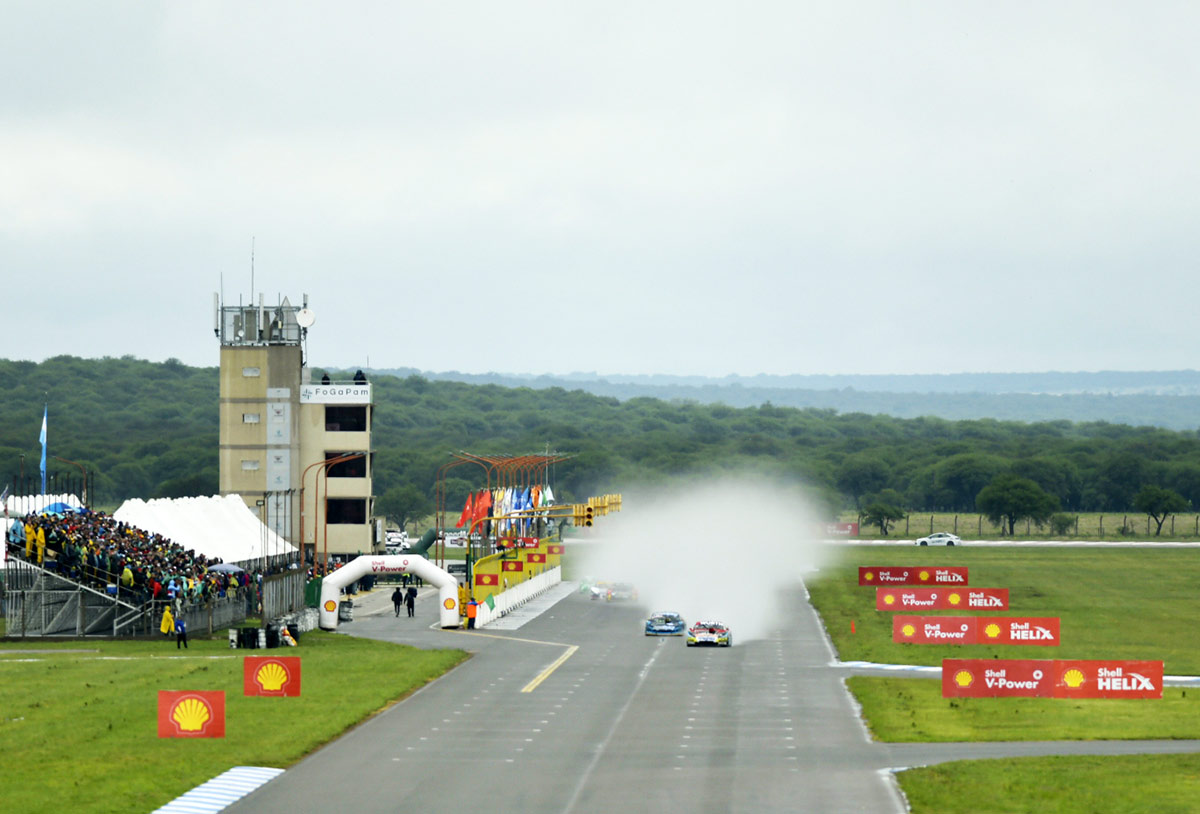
[371,367,1200,430]
[2,356,1200,522]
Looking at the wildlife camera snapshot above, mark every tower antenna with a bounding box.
[250,236,255,304]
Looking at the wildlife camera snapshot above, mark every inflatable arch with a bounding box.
[318,555,460,630]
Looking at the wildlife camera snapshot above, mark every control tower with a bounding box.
[214,293,375,565]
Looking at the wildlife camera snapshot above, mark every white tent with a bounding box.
[114,495,296,564]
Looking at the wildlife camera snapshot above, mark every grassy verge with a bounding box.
[848,678,1199,741]
[899,754,1200,814]
[809,546,1200,673]
[0,633,467,814]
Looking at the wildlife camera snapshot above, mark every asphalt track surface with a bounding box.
[224,582,1200,814]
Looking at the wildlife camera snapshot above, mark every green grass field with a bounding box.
[808,545,1200,813]
[809,546,1200,673]
[898,754,1200,814]
[0,633,467,814]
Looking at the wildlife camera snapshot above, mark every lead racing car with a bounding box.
[645,612,686,636]
[686,620,732,647]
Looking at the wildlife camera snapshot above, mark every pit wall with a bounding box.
[468,539,562,606]
[474,566,562,628]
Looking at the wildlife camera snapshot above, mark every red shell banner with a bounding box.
[894,616,1060,646]
[244,656,302,697]
[943,659,1163,699]
[475,573,498,586]
[859,566,968,586]
[546,545,564,555]
[158,690,226,738]
[876,587,1009,611]
[527,553,547,563]
[502,560,524,572]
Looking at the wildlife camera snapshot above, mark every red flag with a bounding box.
[244,656,302,697]
[473,489,492,523]
[456,493,474,529]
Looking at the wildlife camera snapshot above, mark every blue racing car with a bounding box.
[645,612,686,636]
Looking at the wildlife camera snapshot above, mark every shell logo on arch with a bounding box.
[443,598,456,610]
[244,656,301,697]
[323,599,337,613]
[158,691,225,738]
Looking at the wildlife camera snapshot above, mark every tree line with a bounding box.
[2,357,1198,534]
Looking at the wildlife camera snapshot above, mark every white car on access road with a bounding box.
[915,532,961,546]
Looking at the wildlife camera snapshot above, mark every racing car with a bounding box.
[686,620,732,647]
[644,612,686,636]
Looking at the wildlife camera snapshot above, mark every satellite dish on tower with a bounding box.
[296,308,316,328]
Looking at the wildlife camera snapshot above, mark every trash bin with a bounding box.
[338,600,353,622]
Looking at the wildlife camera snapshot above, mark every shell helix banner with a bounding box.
[943,659,1164,699]
[858,566,969,586]
[244,656,302,697]
[157,690,226,738]
[893,616,1061,645]
[876,587,1009,611]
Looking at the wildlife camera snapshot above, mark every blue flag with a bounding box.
[39,405,47,495]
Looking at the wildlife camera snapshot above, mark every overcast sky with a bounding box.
[4,2,1197,377]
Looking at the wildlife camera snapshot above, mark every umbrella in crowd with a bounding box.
[206,562,245,573]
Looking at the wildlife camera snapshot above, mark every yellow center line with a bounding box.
[522,645,578,693]
[441,629,579,692]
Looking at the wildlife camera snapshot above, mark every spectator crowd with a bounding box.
[5,508,254,606]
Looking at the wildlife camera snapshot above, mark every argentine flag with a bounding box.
[39,406,47,495]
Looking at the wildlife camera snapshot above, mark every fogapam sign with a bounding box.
[859,567,969,586]
[943,659,1163,699]
[876,587,1009,611]
[894,616,1060,645]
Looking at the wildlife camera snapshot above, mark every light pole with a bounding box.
[52,456,88,507]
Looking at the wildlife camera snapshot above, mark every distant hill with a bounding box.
[363,368,1200,431]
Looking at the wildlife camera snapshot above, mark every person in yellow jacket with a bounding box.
[25,522,35,558]
[36,526,46,565]
[160,605,174,637]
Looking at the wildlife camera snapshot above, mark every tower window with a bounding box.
[243,413,261,424]
[240,459,260,471]
[326,498,367,525]
[325,405,367,432]
[242,367,261,377]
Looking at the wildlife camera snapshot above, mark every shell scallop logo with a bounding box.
[983,623,1002,639]
[954,670,974,688]
[323,599,337,613]
[1062,669,1086,688]
[864,571,875,582]
[443,598,456,610]
[918,570,931,582]
[948,592,962,606]
[256,661,290,692]
[171,697,212,733]
[883,593,896,606]
[901,623,916,638]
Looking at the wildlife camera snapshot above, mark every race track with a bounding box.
[222,582,1200,814]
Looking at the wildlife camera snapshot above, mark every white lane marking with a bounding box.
[562,639,665,814]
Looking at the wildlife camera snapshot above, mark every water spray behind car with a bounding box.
[576,474,830,645]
